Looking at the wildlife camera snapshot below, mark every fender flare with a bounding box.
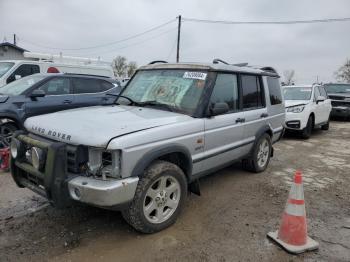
[131,143,193,180]
[248,125,273,155]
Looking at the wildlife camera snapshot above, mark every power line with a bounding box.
[182,17,350,25]
[84,27,178,56]
[166,36,178,61]
[20,18,176,51]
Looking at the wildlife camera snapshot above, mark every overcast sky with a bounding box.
[1,0,350,83]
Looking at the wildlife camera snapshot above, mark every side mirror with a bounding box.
[210,102,229,116]
[316,95,325,104]
[30,89,46,99]
[15,75,22,80]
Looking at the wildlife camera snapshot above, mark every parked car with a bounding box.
[0,73,121,146]
[10,60,285,233]
[0,52,114,87]
[324,83,350,119]
[283,84,331,138]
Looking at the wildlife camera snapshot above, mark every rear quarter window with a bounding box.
[267,77,282,105]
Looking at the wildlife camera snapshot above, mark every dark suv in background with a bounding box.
[324,83,350,119]
[0,73,121,146]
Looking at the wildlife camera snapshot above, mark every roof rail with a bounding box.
[259,66,278,74]
[232,62,249,67]
[212,58,229,65]
[148,60,168,65]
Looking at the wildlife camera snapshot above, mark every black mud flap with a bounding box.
[189,179,201,196]
[271,146,274,158]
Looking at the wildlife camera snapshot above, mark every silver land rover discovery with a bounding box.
[10,60,285,233]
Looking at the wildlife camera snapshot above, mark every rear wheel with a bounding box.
[122,160,187,233]
[243,133,272,173]
[301,116,313,139]
[0,122,18,148]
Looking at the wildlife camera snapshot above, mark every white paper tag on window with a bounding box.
[183,72,207,80]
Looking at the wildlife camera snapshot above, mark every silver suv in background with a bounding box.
[10,60,285,233]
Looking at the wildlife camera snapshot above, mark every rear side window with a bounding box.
[210,73,239,111]
[72,78,101,94]
[241,75,264,109]
[99,80,114,92]
[38,78,72,95]
[267,77,282,105]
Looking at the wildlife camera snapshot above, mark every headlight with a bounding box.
[286,105,305,113]
[31,147,44,170]
[88,148,121,178]
[10,138,24,159]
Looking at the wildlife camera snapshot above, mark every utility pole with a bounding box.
[176,15,181,63]
[13,34,16,46]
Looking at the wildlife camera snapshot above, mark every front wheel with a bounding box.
[301,116,313,139]
[242,133,272,173]
[0,122,18,148]
[321,118,330,130]
[122,160,187,233]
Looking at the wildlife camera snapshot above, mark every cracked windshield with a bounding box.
[121,69,207,114]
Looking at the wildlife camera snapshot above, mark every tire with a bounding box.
[0,122,18,148]
[301,116,313,139]
[242,133,272,173]
[321,118,330,130]
[122,160,187,233]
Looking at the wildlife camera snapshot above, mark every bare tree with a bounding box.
[335,58,350,83]
[283,70,295,85]
[112,56,127,77]
[127,61,138,77]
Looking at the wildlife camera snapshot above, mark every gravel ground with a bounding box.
[0,120,349,262]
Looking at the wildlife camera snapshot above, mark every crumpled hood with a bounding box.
[24,105,192,147]
[284,100,308,108]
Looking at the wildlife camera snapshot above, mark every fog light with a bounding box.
[74,187,81,199]
[10,138,22,159]
[31,147,44,170]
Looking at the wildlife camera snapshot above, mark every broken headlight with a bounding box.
[87,148,121,179]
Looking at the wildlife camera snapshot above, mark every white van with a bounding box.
[0,52,114,87]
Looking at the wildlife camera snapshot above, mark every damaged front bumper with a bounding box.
[10,132,138,209]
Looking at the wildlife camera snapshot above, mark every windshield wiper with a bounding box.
[108,94,140,106]
[138,100,176,112]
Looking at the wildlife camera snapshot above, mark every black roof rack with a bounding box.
[212,58,229,65]
[232,62,249,67]
[259,66,278,74]
[148,60,168,65]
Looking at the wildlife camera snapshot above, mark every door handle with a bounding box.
[63,100,72,104]
[260,113,269,118]
[235,118,245,123]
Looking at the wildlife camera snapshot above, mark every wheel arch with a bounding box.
[131,144,193,182]
[248,125,273,157]
[0,115,23,129]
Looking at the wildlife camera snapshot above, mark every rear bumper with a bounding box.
[331,106,350,117]
[10,133,138,209]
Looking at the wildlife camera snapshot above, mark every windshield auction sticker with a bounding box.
[183,72,207,80]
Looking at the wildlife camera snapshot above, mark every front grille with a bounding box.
[66,145,88,173]
[329,95,345,100]
[331,101,350,107]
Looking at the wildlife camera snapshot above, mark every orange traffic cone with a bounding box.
[267,170,319,254]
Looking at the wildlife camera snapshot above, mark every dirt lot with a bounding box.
[0,121,349,262]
